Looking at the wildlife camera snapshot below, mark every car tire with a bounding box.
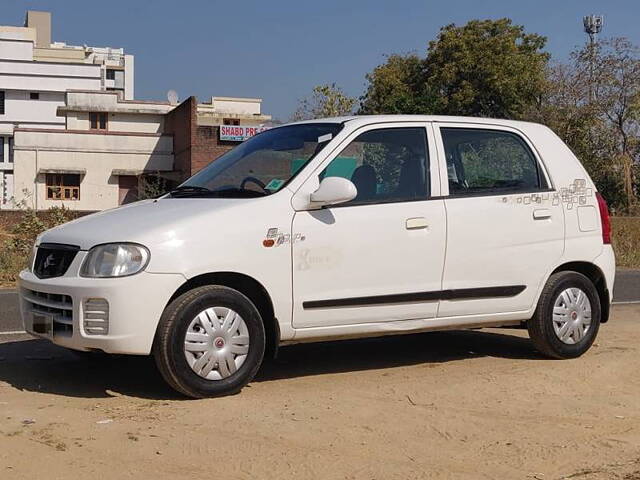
[528,271,601,359]
[153,285,265,398]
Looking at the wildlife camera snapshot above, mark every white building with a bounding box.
[197,96,271,126]
[0,11,134,207]
[13,91,173,211]
[11,92,271,211]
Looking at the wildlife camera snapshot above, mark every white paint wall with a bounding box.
[124,55,134,100]
[211,97,262,115]
[66,111,164,133]
[0,39,33,60]
[64,91,170,114]
[0,90,66,127]
[0,71,101,93]
[0,56,101,131]
[13,130,174,210]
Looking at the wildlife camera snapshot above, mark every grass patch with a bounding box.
[0,212,638,289]
[612,217,640,269]
[0,207,77,288]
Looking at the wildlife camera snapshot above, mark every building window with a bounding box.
[223,118,240,126]
[106,69,116,80]
[1,171,13,205]
[0,137,4,163]
[8,137,13,163]
[46,174,80,201]
[0,91,5,115]
[30,92,40,100]
[89,112,108,130]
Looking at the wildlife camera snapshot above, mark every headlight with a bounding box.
[80,243,150,278]
[27,244,37,273]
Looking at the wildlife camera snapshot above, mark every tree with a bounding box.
[292,83,356,121]
[359,53,433,114]
[424,18,549,118]
[587,38,640,210]
[530,38,640,212]
[359,19,549,119]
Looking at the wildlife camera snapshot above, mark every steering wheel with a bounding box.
[240,176,268,192]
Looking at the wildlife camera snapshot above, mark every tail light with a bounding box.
[596,192,611,244]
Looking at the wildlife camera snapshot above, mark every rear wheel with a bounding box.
[154,285,265,398]
[528,271,601,359]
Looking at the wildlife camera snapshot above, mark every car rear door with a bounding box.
[434,122,565,318]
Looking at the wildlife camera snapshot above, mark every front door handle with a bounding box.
[406,217,428,230]
[533,209,552,220]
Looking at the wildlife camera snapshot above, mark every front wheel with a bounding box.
[154,285,265,398]
[528,271,601,359]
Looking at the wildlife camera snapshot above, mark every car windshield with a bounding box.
[171,123,343,198]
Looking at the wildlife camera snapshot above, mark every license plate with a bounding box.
[32,312,53,337]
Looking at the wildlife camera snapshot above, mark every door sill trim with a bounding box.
[302,285,526,310]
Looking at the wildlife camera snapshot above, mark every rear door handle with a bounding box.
[533,209,552,220]
[406,217,428,230]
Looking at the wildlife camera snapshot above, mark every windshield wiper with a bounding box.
[208,188,269,198]
[169,185,268,198]
[169,185,214,197]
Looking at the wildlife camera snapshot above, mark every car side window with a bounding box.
[320,127,430,205]
[441,128,547,195]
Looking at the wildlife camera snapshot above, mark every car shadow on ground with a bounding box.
[0,328,543,400]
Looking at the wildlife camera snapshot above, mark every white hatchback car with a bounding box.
[19,116,615,398]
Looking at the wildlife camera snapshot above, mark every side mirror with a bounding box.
[309,177,357,207]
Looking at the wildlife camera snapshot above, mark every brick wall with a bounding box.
[164,96,195,180]
[191,125,234,175]
[164,96,236,181]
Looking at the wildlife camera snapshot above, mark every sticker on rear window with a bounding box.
[318,133,333,143]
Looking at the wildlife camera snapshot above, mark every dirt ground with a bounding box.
[1,305,639,480]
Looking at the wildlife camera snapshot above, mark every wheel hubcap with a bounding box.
[552,287,592,345]
[183,307,250,380]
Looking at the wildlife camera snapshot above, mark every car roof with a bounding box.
[287,115,543,130]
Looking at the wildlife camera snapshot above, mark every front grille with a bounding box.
[33,243,80,279]
[23,289,74,336]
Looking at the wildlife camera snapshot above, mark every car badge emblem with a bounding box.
[43,254,56,269]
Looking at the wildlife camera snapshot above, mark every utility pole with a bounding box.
[583,15,604,103]
[583,15,604,45]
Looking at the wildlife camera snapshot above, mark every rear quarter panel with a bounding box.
[522,124,613,296]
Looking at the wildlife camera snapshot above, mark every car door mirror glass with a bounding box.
[309,177,357,207]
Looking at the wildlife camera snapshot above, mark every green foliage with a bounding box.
[359,54,434,115]
[292,83,357,121]
[362,142,403,188]
[611,217,640,268]
[454,136,537,189]
[532,38,640,212]
[424,19,549,118]
[0,205,76,285]
[138,174,169,200]
[359,19,549,119]
[356,19,639,212]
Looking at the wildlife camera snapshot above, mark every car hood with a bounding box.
[39,197,257,250]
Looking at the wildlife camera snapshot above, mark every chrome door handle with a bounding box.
[533,209,552,220]
[406,217,428,230]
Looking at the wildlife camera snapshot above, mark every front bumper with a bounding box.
[19,268,186,355]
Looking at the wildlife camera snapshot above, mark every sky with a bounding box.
[4,0,640,120]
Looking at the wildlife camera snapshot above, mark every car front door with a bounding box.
[291,123,446,329]
[434,123,565,318]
